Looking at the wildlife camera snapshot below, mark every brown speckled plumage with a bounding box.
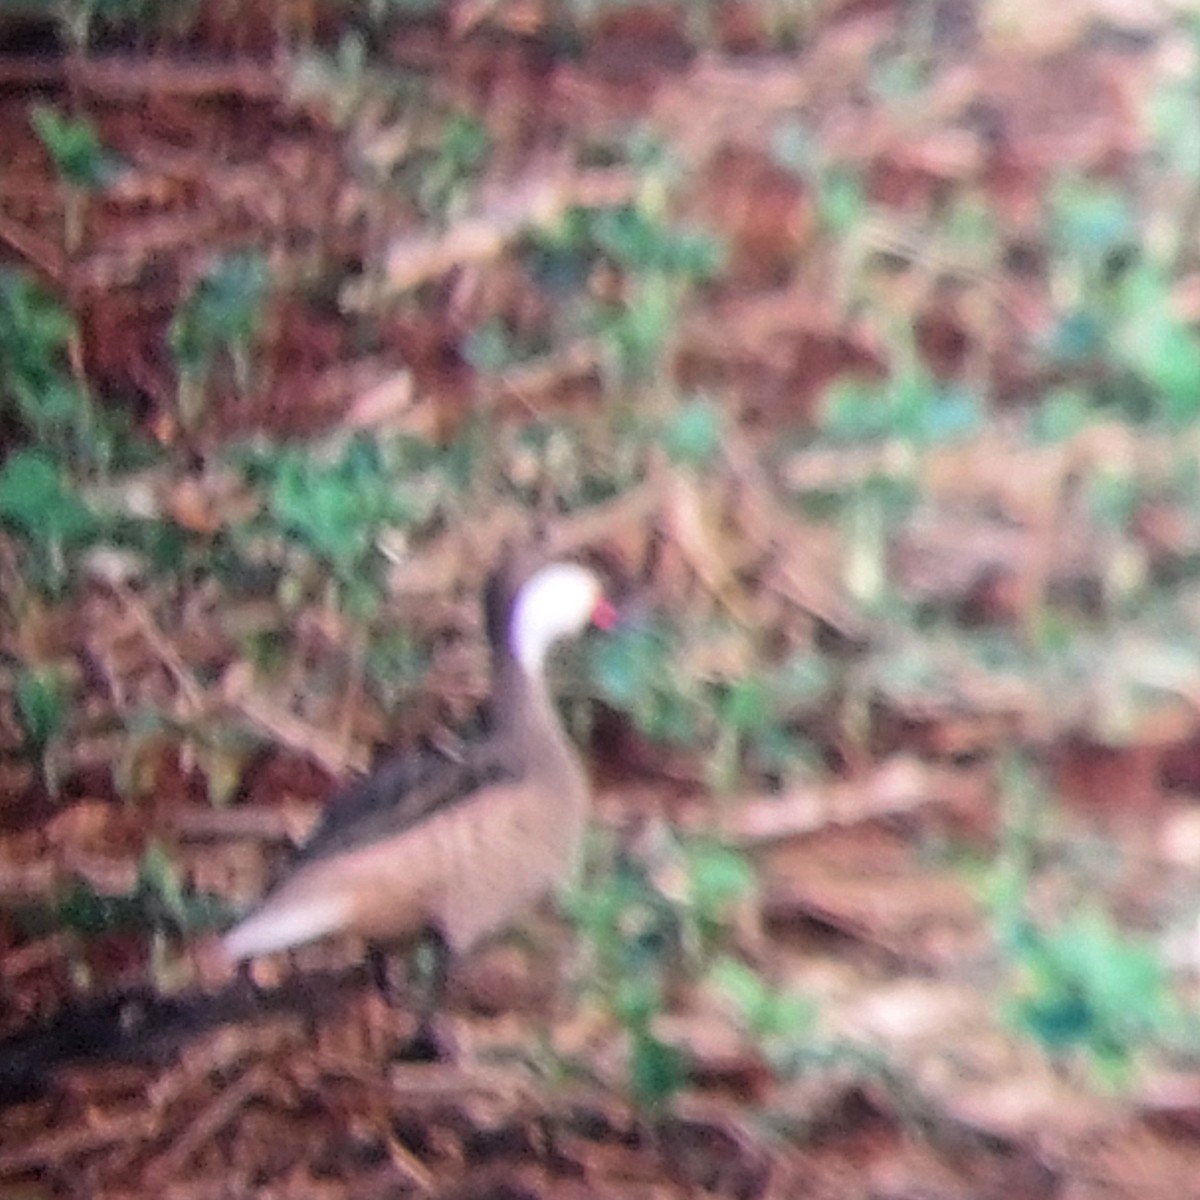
[222,556,608,962]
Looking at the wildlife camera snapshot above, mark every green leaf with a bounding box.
[30,104,117,189]
[708,956,815,1041]
[270,456,372,568]
[547,204,722,280]
[169,252,270,372]
[663,397,723,469]
[1114,266,1200,424]
[614,973,665,1028]
[14,668,67,752]
[820,379,892,442]
[608,272,678,377]
[817,168,866,235]
[439,112,489,175]
[52,854,228,939]
[417,112,491,215]
[1085,471,1139,530]
[0,450,96,544]
[138,842,188,924]
[708,955,766,1016]
[589,622,700,746]
[1046,311,1104,364]
[463,320,520,373]
[1051,178,1133,261]
[909,384,983,443]
[771,651,833,708]
[686,841,755,915]
[1033,388,1092,443]
[1006,905,1174,1077]
[57,878,130,936]
[629,1029,687,1111]
[0,267,75,360]
[1149,80,1200,181]
[719,677,769,733]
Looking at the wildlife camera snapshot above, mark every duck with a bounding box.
[221,556,614,968]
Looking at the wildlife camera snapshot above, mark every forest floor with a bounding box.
[5,0,1200,1196]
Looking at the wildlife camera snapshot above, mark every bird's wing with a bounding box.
[293,738,517,864]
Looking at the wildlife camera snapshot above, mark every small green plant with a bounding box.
[13,666,70,794]
[569,828,758,1110]
[462,320,527,374]
[591,616,830,790]
[1112,263,1200,426]
[987,758,1180,1084]
[604,272,684,385]
[47,842,228,941]
[30,104,115,189]
[589,618,705,748]
[169,252,271,430]
[819,360,984,446]
[1002,906,1177,1085]
[1049,176,1134,295]
[770,121,867,237]
[532,198,723,389]
[568,841,684,1109]
[416,111,490,220]
[0,269,121,471]
[1040,176,1200,427]
[30,104,118,252]
[721,654,831,789]
[661,395,724,470]
[241,433,437,618]
[494,418,643,514]
[705,955,816,1067]
[30,104,113,187]
[708,676,772,794]
[0,450,98,595]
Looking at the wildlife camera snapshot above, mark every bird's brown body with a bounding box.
[223,558,607,963]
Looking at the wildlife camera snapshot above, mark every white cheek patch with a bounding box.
[510,564,601,675]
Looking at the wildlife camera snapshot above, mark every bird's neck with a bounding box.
[492,649,569,756]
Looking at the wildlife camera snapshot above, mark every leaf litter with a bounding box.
[3,1,1200,1196]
